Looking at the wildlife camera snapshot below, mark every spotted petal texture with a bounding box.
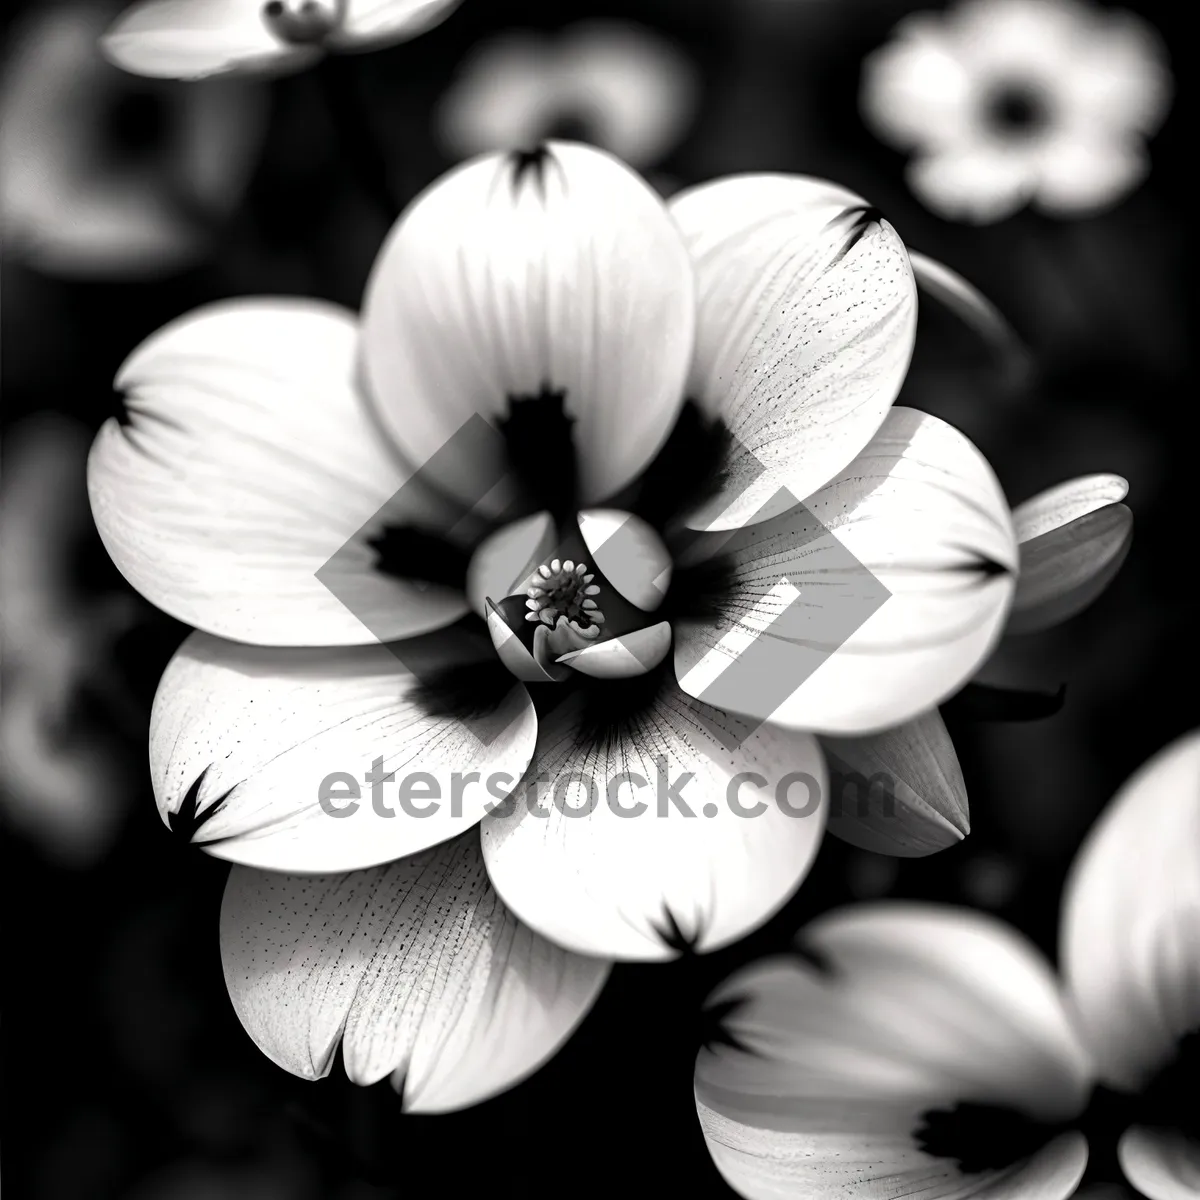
[221,833,610,1113]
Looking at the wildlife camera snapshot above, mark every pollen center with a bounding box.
[261,0,345,45]
[524,559,604,639]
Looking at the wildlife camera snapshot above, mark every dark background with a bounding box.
[2,0,1194,1196]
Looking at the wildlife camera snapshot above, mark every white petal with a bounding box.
[1061,730,1200,1091]
[101,0,315,80]
[465,511,555,618]
[1119,1126,1200,1200]
[908,147,1035,224]
[1057,9,1173,136]
[335,0,460,48]
[577,508,672,611]
[481,683,827,960]
[360,142,694,511]
[220,834,609,1111]
[1009,489,1133,635]
[1034,135,1149,215]
[89,298,468,646]
[1013,474,1130,542]
[674,408,1017,735]
[820,709,969,857]
[150,630,538,872]
[485,601,570,682]
[669,174,917,531]
[695,904,1092,1200]
[557,621,672,678]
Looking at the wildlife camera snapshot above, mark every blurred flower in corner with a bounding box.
[694,728,1200,1199]
[435,21,698,173]
[861,0,1172,223]
[100,0,461,81]
[0,2,267,278]
[0,415,139,864]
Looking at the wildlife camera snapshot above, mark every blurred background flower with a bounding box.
[0,1,267,278]
[0,414,139,864]
[435,19,698,173]
[861,0,1173,222]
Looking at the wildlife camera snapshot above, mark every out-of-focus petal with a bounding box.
[436,21,697,170]
[89,298,468,646]
[1057,9,1173,136]
[1119,1126,1200,1200]
[554,20,698,167]
[481,684,827,960]
[335,0,460,48]
[669,174,916,531]
[102,0,315,80]
[1,3,265,276]
[220,834,609,1111]
[695,903,1092,1200]
[908,146,1035,224]
[1034,135,1149,215]
[860,13,975,150]
[674,408,1017,735]
[150,630,537,872]
[360,142,694,512]
[1009,475,1132,634]
[820,709,969,857]
[1061,730,1200,1092]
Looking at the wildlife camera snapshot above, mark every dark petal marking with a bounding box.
[507,143,556,200]
[696,993,760,1056]
[649,902,704,956]
[168,765,234,842]
[499,384,579,521]
[942,681,1067,722]
[626,401,734,532]
[367,524,470,588]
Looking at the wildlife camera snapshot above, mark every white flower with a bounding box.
[90,142,1040,1103]
[0,2,266,277]
[694,729,1200,1199]
[861,0,1173,222]
[435,20,698,171]
[101,0,460,81]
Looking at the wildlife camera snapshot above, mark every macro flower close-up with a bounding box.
[694,728,1200,1198]
[860,0,1174,222]
[85,137,1055,1098]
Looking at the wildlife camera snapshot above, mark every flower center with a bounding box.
[261,0,345,45]
[523,559,604,639]
[981,80,1050,138]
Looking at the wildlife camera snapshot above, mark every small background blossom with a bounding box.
[860,0,1173,223]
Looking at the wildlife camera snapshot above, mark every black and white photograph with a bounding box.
[1,0,1194,1196]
